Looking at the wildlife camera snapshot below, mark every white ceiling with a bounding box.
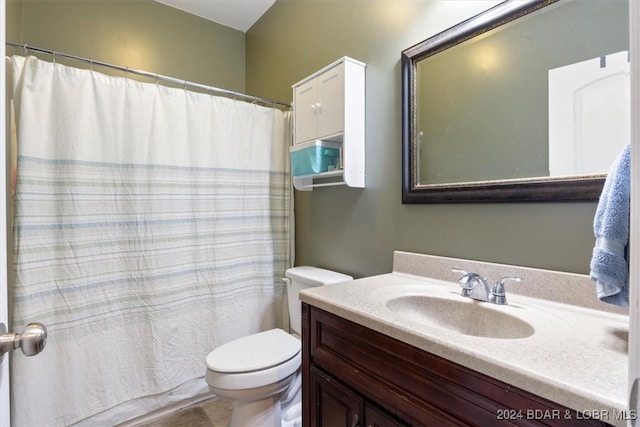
[155,0,276,33]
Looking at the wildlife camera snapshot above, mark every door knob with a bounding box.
[0,322,47,358]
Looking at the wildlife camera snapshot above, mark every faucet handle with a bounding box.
[451,268,472,297]
[451,268,471,286]
[489,276,522,305]
[451,268,487,298]
[451,268,469,284]
[451,268,486,284]
[496,276,522,286]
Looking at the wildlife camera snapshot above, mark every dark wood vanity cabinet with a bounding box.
[301,303,611,427]
[310,364,408,427]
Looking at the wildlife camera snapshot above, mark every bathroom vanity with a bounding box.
[300,252,629,427]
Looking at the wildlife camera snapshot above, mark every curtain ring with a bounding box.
[23,44,28,56]
[52,51,56,65]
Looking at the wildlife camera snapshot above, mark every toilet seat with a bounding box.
[206,329,300,373]
[206,329,301,390]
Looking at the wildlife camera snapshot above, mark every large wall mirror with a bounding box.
[401,0,629,203]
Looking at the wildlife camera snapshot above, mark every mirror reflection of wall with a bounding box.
[549,51,630,177]
[416,0,628,186]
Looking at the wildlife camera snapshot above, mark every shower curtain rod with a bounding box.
[6,41,292,109]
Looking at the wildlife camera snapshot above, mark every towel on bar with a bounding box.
[590,143,630,307]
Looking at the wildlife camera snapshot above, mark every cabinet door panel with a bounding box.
[294,79,318,144]
[310,366,363,427]
[365,403,409,427]
[317,63,345,139]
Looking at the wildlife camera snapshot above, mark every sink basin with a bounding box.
[386,295,535,339]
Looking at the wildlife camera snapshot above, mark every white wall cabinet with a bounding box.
[292,57,365,191]
[294,63,345,144]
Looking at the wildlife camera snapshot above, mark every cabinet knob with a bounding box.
[310,102,322,114]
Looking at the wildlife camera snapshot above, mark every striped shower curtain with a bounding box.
[9,55,291,426]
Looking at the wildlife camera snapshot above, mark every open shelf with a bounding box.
[293,170,345,191]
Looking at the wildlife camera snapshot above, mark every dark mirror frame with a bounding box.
[401,0,606,203]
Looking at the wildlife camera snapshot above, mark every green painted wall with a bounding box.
[5,0,605,278]
[246,1,599,278]
[6,0,245,92]
[6,0,22,42]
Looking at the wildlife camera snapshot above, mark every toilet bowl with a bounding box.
[206,329,301,427]
[205,266,352,427]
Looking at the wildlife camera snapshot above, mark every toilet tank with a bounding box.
[285,266,353,335]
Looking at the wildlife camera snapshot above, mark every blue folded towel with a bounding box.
[590,143,630,307]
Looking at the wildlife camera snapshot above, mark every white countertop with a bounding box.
[300,271,629,426]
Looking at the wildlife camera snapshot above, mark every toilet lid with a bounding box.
[285,266,353,287]
[206,329,300,373]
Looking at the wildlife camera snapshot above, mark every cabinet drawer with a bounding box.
[308,305,609,427]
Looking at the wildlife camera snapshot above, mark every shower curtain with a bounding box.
[9,55,291,426]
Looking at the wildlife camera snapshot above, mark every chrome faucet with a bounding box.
[451,268,491,302]
[451,268,521,305]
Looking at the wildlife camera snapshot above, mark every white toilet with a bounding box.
[205,266,353,427]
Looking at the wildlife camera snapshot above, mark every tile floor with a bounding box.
[135,398,233,427]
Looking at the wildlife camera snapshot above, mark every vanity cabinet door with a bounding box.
[365,403,409,427]
[310,365,408,427]
[310,365,363,427]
